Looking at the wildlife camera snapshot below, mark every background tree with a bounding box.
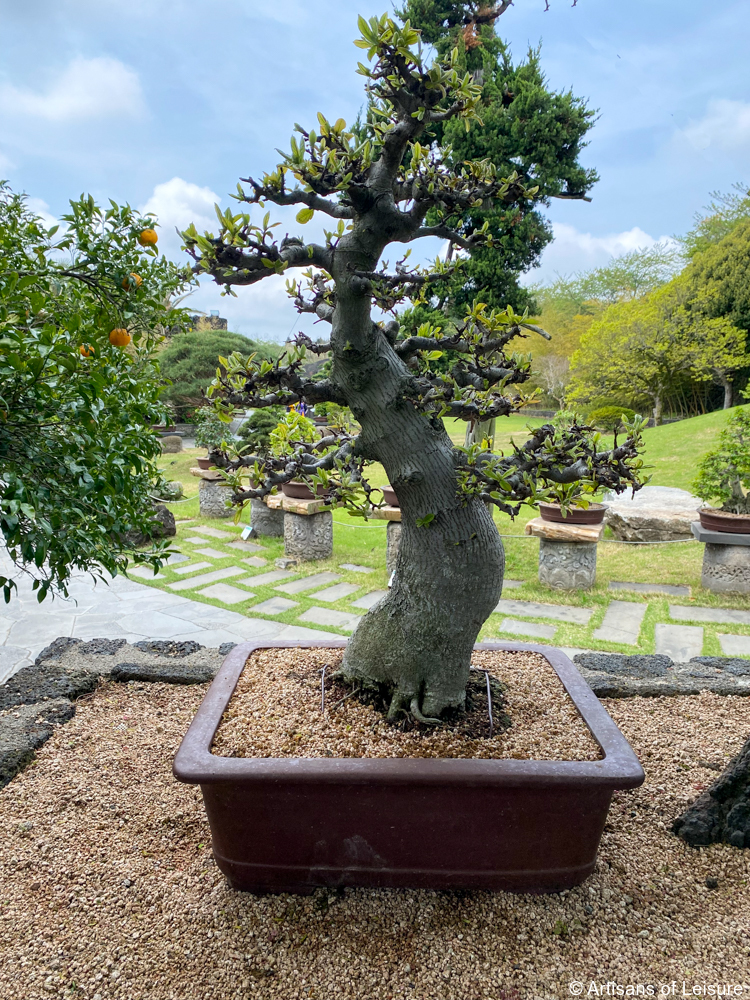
[0,183,191,601]
[395,0,598,325]
[679,183,750,259]
[183,11,644,721]
[158,328,278,420]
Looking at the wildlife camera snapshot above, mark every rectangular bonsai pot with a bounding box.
[173,640,644,895]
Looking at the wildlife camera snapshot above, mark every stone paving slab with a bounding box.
[168,567,245,591]
[189,526,234,539]
[226,540,264,554]
[493,599,593,625]
[310,582,360,602]
[118,610,200,638]
[250,597,300,615]
[608,581,690,597]
[339,564,376,574]
[718,634,750,657]
[499,618,556,640]
[593,601,647,645]
[654,623,704,661]
[192,547,228,559]
[298,607,362,631]
[165,553,190,565]
[276,572,341,595]
[351,590,388,610]
[241,557,267,568]
[197,583,256,605]
[236,570,294,587]
[670,605,750,626]
[126,566,166,580]
[172,561,213,575]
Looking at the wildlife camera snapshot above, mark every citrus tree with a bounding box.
[183,10,645,721]
[0,183,192,602]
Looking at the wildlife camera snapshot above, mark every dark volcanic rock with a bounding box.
[110,661,215,684]
[35,637,126,664]
[689,656,750,677]
[0,664,98,711]
[132,640,204,658]
[0,698,76,790]
[218,642,237,656]
[574,653,673,678]
[123,503,177,547]
[673,735,750,849]
[35,637,82,664]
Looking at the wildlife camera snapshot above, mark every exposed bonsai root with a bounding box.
[409,697,442,726]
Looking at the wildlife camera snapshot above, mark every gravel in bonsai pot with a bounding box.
[694,407,750,532]
[176,8,648,892]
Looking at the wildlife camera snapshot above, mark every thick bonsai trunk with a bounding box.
[329,264,505,718]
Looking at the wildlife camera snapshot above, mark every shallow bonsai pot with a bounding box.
[196,457,212,470]
[174,640,644,895]
[539,502,606,525]
[381,485,399,507]
[699,507,750,534]
[281,480,330,500]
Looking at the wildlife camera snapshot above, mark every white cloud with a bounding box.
[25,196,59,229]
[138,176,220,255]
[681,99,750,152]
[0,56,145,122]
[527,223,677,282]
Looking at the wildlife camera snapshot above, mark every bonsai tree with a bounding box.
[237,405,286,454]
[693,407,750,514]
[193,406,235,454]
[0,182,192,602]
[183,10,645,721]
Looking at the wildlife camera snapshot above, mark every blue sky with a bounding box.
[1,0,748,340]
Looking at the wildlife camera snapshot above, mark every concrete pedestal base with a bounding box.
[198,479,233,518]
[250,498,284,537]
[284,510,333,561]
[386,521,402,575]
[702,543,750,594]
[538,538,597,591]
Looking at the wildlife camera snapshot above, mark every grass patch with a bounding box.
[146,411,750,653]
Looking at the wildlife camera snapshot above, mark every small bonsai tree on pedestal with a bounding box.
[693,407,750,515]
[182,9,645,722]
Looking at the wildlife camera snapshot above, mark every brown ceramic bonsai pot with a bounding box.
[281,480,332,501]
[174,640,644,895]
[539,501,606,525]
[196,457,212,470]
[381,485,399,507]
[699,507,750,534]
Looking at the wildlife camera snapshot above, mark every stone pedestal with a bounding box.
[538,539,597,590]
[250,497,284,537]
[692,522,750,594]
[198,478,232,518]
[283,510,333,562]
[526,516,603,591]
[386,521,402,574]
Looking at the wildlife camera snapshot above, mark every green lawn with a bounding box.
[146,406,750,653]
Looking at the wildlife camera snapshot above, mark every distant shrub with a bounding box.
[193,407,235,452]
[587,406,637,432]
[237,406,286,454]
[159,330,277,420]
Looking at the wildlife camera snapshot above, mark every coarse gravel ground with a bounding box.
[1,677,749,999]
[212,648,602,761]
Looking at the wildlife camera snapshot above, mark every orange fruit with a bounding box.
[109,328,131,347]
[122,272,142,290]
[79,344,94,358]
[137,228,158,246]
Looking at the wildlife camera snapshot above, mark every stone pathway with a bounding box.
[593,601,647,645]
[0,549,334,684]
